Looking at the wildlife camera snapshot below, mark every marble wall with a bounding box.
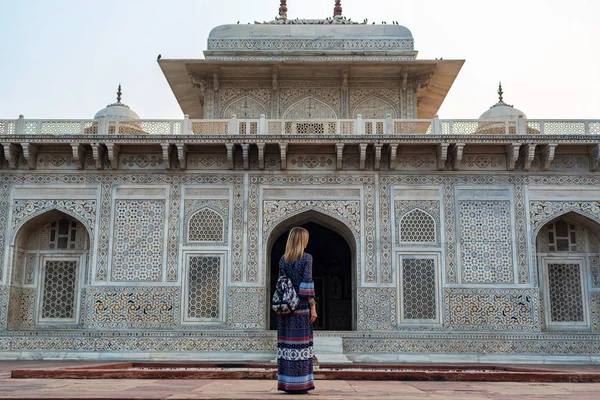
[0,170,599,359]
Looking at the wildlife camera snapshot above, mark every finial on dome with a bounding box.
[497,82,503,103]
[117,84,122,103]
[334,0,342,17]
[279,0,287,20]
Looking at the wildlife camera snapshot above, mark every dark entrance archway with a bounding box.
[269,221,354,331]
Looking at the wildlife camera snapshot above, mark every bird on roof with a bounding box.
[157,54,161,60]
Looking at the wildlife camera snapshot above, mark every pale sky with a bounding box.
[0,0,598,120]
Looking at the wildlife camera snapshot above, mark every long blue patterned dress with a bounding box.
[277,252,315,393]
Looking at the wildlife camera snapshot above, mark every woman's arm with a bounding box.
[299,254,317,324]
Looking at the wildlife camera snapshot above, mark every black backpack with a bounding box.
[271,268,300,315]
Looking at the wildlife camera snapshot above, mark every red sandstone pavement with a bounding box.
[1,361,600,399]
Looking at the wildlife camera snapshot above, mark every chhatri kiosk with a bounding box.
[0,1,599,363]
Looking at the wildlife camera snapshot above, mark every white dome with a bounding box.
[479,103,526,121]
[94,103,140,121]
[94,85,140,120]
[479,84,526,121]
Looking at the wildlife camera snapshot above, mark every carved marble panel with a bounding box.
[85,287,179,329]
[227,287,265,329]
[187,154,229,170]
[592,293,600,333]
[394,154,436,171]
[287,154,336,170]
[36,153,77,170]
[458,200,514,284]
[459,154,506,171]
[445,288,540,331]
[110,200,166,282]
[7,287,35,330]
[119,155,165,170]
[357,288,396,330]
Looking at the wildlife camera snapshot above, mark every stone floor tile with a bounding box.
[347,381,427,394]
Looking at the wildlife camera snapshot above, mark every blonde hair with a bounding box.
[284,227,309,262]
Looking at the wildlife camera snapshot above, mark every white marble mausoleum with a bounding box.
[1,3,600,363]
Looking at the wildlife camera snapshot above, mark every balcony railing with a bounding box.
[2,115,599,136]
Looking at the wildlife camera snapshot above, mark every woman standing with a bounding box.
[277,227,317,394]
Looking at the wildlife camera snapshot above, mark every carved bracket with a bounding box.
[450,143,465,171]
[90,143,105,170]
[589,144,600,172]
[106,143,120,170]
[160,143,172,169]
[389,144,398,170]
[2,143,19,169]
[374,143,383,171]
[241,144,250,170]
[70,143,85,170]
[176,144,187,169]
[225,143,234,170]
[21,143,38,170]
[540,143,558,171]
[279,142,288,170]
[520,143,536,171]
[359,143,368,170]
[257,143,266,170]
[505,143,521,171]
[436,143,449,171]
[335,143,344,170]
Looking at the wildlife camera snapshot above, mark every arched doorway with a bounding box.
[7,210,90,330]
[535,212,599,330]
[267,215,355,331]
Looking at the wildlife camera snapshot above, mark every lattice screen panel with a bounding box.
[188,209,225,242]
[186,255,222,320]
[401,258,437,321]
[399,209,436,243]
[547,262,584,323]
[41,260,78,320]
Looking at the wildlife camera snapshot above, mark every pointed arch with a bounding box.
[398,208,437,243]
[532,208,600,239]
[267,209,357,254]
[187,207,226,243]
[352,96,398,119]
[7,210,90,330]
[222,96,268,119]
[282,97,338,119]
[266,210,357,330]
[11,207,94,246]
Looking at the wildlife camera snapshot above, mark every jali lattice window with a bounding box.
[547,220,577,252]
[43,218,83,250]
[40,259,78,321]
[185,254,222,321]
[400,257,438,323]
[188,208,225,242]
[546,262,585,325]
[399,209,436,243]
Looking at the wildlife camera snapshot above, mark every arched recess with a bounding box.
[352,97,398,119]
[266,210,357,331]
[282,97,338,119]
[222,96,268,119]
[535,211,600,331]
[186,207,226,243]
[398,208,437,244]
[7,210,90,330]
